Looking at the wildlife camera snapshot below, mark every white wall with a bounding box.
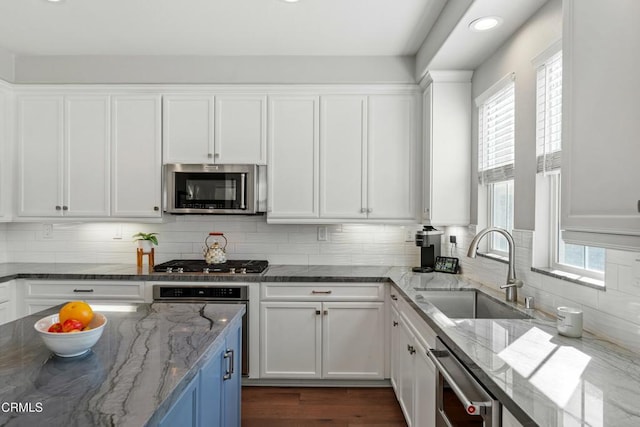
[470,0,562,230]
[4,217,420,267]
[14,55,416,84]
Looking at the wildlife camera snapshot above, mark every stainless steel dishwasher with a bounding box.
[428,337,500,427]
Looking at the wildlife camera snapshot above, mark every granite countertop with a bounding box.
[0,302,244,427]
[1,262,640,426]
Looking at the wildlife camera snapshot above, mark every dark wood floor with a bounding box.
[241,386,407,427]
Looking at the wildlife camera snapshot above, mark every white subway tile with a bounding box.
[277,243,320,254]
[267,254,309,265]
[319,243,363,255]
[308,254,353,265]
[617,265,640,296]
[596,289,640,325]
[582,306,640,354]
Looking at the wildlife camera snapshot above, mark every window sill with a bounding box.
[531,267,605,291]
[476,253,605,290]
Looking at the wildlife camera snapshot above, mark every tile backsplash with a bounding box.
[442,225,640,354]
[2,216,420,266]
[2,217,640,353]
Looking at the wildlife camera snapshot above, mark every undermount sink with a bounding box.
[413,289,532,320]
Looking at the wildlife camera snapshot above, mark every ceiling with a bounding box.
[0,0,446,56]
[0,0,549,73]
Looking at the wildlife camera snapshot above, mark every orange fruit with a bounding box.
[59,301,94,328]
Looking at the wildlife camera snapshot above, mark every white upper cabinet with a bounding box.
[18,95,110,217]
[163,94,267,165]
[421,72,472,226]
[0,84,12,221]
[561,0,640,250]
[215,95,267,164]
[320,95,367,219]
[111,95,162,217]
[270,91,418,224]
[367,94,417,221]
[267,95,320,220]
[163,95,214,164]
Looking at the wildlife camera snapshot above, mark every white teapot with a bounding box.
[203,232,227,264]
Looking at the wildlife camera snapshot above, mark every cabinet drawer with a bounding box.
[0,283,10,303]
[25,280,145,300]
[261,282,385,301]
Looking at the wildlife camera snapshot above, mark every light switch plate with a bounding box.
[317,226,328,241]
[43,224,53,239]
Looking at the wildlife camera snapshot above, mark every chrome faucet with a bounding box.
[466,227,523,303]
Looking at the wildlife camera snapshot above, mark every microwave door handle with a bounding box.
[427,349,491,416]
[240,173,246,209]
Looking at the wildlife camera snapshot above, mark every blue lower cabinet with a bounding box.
[200,321,242,427]
[159,373,200,427]
[159,321,242,427]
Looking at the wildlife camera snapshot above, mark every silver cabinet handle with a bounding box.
[360,208,366,213]
[55,206,62,211]
[367,208,372,213]
[315,310,321,315]
[153,206,159,211]
[392,321,398,327]
[207,153,213,159]
[390,294,398,301]
[311,290,332,294]
[73,289,94,293]
[323,310,328,315]
[62,206,68,211]
[223,349,234,380]
[427,349,492,416]
[407,344,416,355]
[240,173,247,210]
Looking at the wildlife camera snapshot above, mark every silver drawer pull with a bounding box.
[73,288,94,293]
[311,290,332,294]
[223,349,234,380]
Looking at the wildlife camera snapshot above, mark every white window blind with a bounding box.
[536,50,562,173]
[477,75,515,184]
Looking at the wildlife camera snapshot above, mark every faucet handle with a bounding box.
[500,279,523,289]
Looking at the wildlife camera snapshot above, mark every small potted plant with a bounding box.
[132,232,159,253]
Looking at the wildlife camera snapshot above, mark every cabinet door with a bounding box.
[322,301,385,379]
[320,96,368,219]
[222,321,242,427]
[65,96,110,217]
[111,95,162,217]
[367,94,417,220]
[159,372,199,427]
[423,78,471,226]
[163,95,215,164]
[390,305,402,393]
[18,96,64,216]
[561,0,640,249]
[0,85,10,220]
[215,95,267,165]
[267,96,319,220]
[397,318,415,427]
[260,301,322,378]
[200,343,224,427]
[413,340,436,427]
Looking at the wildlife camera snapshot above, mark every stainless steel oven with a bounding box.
[428,337,500,427]
[153,284,250,376]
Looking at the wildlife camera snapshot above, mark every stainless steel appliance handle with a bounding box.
[240,173,247,209]
[73,288,94,293]
[311,290,332,294]
[427,349,492,416]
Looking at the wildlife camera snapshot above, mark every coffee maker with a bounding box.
[412,226,443,273]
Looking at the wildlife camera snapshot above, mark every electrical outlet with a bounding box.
[317,226,328,241]
[43,224,53,239]
[449,235,457,244]
[405,230,414,242]
[113,224,122,240]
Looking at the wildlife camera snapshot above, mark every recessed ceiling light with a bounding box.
[46,0,64,3]
[468,16,503,32]
[281,0,300,3]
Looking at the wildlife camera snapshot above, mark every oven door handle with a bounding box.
[427,349,492,416]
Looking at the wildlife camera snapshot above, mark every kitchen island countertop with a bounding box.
[0,301,244,427]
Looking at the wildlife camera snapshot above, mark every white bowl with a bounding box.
[34,312,107,358]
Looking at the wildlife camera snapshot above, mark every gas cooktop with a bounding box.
[153,259,269,274]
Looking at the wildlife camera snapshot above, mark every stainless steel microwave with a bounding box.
[164,164,264,214]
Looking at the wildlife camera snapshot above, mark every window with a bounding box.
[535,49,604,279]
[477,74,515,255]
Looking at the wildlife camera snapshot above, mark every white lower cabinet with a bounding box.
[260,282,385,380]
[390,292,437,427]
[17,280,146,317]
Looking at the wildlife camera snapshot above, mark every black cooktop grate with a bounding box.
[153,259,268,273]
